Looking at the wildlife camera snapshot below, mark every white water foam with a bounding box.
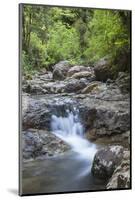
[51,108,97,162]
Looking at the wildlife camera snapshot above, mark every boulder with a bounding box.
[94,57,113,82]
[81,82,99,94]
[22,129,69,160]
[115,72,130,93]
[78,82,130,135]
[22,77,49,95]
[22,77,88,95]
[67,65,92,77]
[91,145,124,179]
[86,130,130,148]
[106,150,130,189]
[53,61,71,80]
[71,71,93,79]
[64,79,87,93]
[42,81,66,94]
[36,72,53,80]
[22,94,52,130]
[85,128,97,141]
[23,83,48,95]
[22,93,77,130]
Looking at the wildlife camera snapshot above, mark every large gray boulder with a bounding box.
[67,65,93,77]
[22,93,77,130]
[22,129,69,160]
[81,82,100,94]
[53,61,71,80]
[94,57,113,82]
[115,72,130,94]
[22,95,52,130]
[79,84,130,136]
[23,82,48,95]
[106,150,130,189]
[71,71,93,79]
[91,145,124,179]
[64,78,87,93]
[22,71,53,95]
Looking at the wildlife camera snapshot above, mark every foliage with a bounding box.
[84,10,130,63]
[46,22,80,65]
[21,5,131,76]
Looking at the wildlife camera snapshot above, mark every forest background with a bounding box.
[22,5,131,77]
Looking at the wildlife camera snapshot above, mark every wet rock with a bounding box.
[42,81,66,94]
[22,95,52,130]
[22,129,69,160]
[22,73,130,137]
[78,83,130,135]
[22,82,130,136]
[85,128,97,141]
[91,145,124,179]
[106,150,130,189]
[67,65,94,77]
[22,94,77,130]
[36,72,53,80]
[22,78,49,95]
[53,61,71,80]
[71,71,93,79]
[87,131,130,148]
[22,130,43,159]
[64,78,87,93]
[23,82,48,95]
[37,68,47,75]
[42,78,88,94]
[115,72,130,93]
[94,57,113,82]
[81,82,100,94]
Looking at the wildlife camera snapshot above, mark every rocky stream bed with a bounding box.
[21,60,131,194]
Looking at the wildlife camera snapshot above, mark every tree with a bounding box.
[21,5,131,76]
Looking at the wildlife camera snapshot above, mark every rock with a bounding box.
[91,145,124,179]
[22,78,48,95]
[78,82,130,135]
[22,81,130,136]
[22,73,130,137]
[85,128,97,141]
[22,95,52,130]
[22,93,77,130]
[42,78,88,94]
[92,107,130,137]
[22,130,43,159]
[67,65,93,77]
[106,150,130,189]
[115,72,130,93]
[106,78,114,85]
[42,81,66,94]
[53,61,71,80]
[81,82,99,94]
[87,131,130,148]
[22,129,69,160]
[94,57,113,82]
[37,68,47,75]
[23,83,48,95]
[36,72,53,80]
[71,71,93,79]
[64,78,87,93]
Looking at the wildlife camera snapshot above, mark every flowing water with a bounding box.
[22,108,107,195]
[51,108,97,164]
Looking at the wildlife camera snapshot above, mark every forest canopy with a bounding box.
[21,5,131,76]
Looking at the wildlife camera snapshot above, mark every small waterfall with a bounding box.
[51,108,97,162]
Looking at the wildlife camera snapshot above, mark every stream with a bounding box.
[22,108,107,194]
